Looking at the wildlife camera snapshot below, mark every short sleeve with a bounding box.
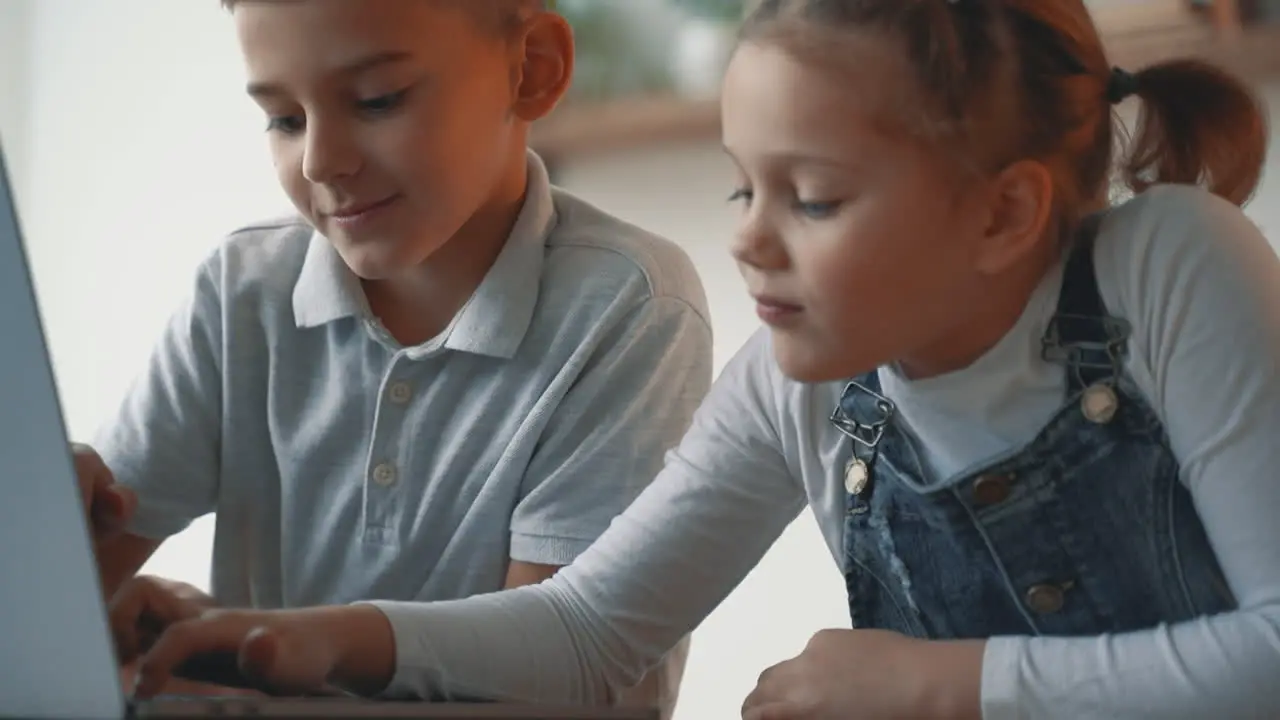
[507,296,713,565]
[370,331,807,704]
[93,251,225,540]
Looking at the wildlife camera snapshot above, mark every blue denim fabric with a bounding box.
[837,219,1236,638]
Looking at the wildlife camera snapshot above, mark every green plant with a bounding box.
[670,0,743,22]
[556,0,676,102]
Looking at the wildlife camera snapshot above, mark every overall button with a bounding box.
[388,381,412,404]
[371,463,398,487]
[1081,383,1119,424]
[972,473,1014,506]
[844,458,870,495]
[1025,583,1068,614]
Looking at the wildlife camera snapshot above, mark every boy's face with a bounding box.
[233,0,561,280]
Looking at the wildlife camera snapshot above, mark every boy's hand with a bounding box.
[72,443,137,541]
[110,576,270,698]
[131,605,397,700]
[119,659,266,700]
[108,575,216,665]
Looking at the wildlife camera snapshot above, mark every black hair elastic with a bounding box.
[1106,67,1139,104]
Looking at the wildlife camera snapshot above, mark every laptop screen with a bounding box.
[0,142,127,719]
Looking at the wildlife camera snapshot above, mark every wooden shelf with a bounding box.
[532,22,1280,163]
[1105,23,1280,73]
[532,95,720,162]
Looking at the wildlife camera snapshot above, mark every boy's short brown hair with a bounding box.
[221,0,550,34]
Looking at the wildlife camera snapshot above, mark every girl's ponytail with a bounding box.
[1119,58,1268,207]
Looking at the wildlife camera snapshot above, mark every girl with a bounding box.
[129,0,1280,717]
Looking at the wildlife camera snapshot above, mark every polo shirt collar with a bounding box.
[292,150,557,359]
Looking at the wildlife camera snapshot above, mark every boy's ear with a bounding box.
[510,11,573,122]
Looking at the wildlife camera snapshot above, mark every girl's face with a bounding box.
[721,37,1049,383]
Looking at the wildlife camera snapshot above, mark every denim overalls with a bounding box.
[834,219,1236,638]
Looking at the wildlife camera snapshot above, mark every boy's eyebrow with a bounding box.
[245,51,415,98]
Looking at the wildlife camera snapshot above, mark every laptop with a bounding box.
[0,144,656,720]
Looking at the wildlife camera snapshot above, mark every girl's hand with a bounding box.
[741,629,985,720]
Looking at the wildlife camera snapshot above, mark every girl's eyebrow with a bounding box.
[723,144,855,172]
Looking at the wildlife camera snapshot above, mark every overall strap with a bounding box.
[1042,213,1131,392]
[833,370,890,455]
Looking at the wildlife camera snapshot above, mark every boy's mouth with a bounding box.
[325,195,402,225]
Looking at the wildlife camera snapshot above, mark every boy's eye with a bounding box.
[262,88,409,134]
[356,89,409,115]
[266,115,305,135]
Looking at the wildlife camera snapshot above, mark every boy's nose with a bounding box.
[301,122,361,184]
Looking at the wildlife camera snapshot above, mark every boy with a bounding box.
[80,0,709,714]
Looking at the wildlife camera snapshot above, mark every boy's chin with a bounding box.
[327,226,456,282]
[332,243,418,282]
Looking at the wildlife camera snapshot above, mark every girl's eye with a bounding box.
[356,89,409,115]
[795,200,841,219]
[727,188,753,205]
[266,115,305,135]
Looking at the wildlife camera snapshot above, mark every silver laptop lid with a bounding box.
[0,142,126,719]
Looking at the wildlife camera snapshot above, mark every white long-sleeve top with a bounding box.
[369,185,1280,719]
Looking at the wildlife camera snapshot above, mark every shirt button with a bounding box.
[972,473,1014,507]
[1025,583,1067,614]
[371,463,398,487]
[388,382,412,404]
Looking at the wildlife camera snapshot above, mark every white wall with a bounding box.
[17,0,293,584]
[5,1,1280,718]
[0,0,32,215]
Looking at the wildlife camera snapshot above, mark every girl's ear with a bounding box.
[972,159,1056,275]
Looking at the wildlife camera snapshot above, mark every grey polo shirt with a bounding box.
[95,152,713,615]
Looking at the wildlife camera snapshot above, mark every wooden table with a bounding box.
[132,697,657,720]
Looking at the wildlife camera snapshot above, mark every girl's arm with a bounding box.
[983,186,1280,719]
[370,331,807,703]
[129,332,810,704]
